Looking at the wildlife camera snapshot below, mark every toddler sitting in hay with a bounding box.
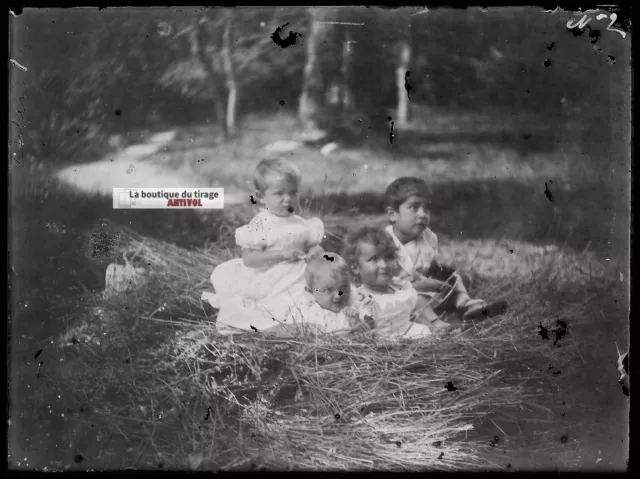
[383,177,508,324]
[342,226,439,339]
[201,158,326,334]
[264,250,374,338]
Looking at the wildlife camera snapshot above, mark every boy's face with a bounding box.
[258,173,299,217]
[307,269,351,313]
[354,241,398,291]
[387,195,430,240]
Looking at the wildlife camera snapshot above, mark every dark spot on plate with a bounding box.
[74,454,84,463]
[538,322,550,340]
[270,23,303,48]
[560,435,568,443]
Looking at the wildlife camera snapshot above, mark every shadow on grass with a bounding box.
[10,188,235,337]
[354,111,565,158]
[314,178,623,258]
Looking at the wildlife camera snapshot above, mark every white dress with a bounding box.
[357,278,432,340]
[385,225,438,282]
[272,285,361,336]
[206,209,325,334]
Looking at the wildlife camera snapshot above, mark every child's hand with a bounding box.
[305,244,324,259]
[343,307,360,327]
[281,248,305,262]
[412,275,446,293]
[344,308,374,333]
[357,291,375,307]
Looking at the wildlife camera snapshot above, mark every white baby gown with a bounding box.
[205,209,325,334]
[271,285,361,336]
[357,278,432,340]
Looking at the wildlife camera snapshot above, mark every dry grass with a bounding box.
[50,219,618,471]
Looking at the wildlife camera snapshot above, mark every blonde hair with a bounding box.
[254,158,302,193]
[304,250,350,289]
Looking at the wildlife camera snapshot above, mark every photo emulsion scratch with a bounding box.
[8,6,630,473]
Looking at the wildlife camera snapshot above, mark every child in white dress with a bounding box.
[342,226,443,340]
[384,177,508,323]
[262,251,374,338]
[201,158,325,334]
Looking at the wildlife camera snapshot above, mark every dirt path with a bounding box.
[54,130,247,205]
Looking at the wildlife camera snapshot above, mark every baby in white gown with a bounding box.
[262,251,374,338]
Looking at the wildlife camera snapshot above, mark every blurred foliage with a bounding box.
[9,7,628,170]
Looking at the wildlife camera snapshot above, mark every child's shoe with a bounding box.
[460,298,508,322]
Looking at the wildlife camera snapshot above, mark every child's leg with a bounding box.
[413,296,453,330]
[427,262,472,291]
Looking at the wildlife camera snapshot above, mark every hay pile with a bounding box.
[56,227,605,471]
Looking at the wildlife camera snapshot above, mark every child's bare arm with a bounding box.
[242,247,301,269]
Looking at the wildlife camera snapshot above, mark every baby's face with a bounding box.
[355,241,399,292]
[389,195,431,240]
[259,173,299,217]
[308,270,351,313]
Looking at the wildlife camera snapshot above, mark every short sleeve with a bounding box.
[305,217,325,245]
[235,217,268,250]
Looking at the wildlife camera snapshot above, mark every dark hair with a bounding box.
[385,177,431,211]
[341,226,397,275]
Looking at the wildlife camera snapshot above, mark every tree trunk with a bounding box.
[195,16,228,137]
[340,29,354,113]
[396,41,411,129]
[222,12,237,137]
[298,8,326,133]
